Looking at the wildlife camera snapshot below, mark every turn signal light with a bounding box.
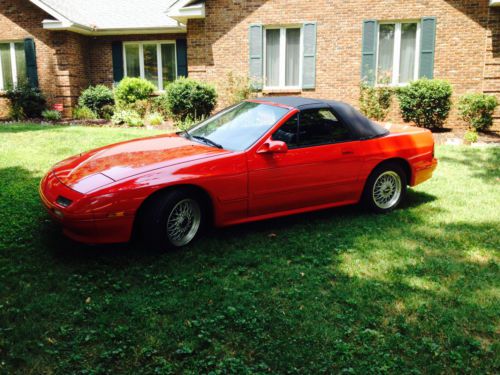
[56,196,73,207]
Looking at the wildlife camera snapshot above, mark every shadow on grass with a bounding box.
[2,164,499,373]
[439,146,500,183]
[41,189,438,263]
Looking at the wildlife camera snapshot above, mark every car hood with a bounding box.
[52,134,228,193]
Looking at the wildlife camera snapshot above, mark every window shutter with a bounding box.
[302,22,317,89]
[249,24,263,90]
[24,38,38,88]
[176,39,188,78]
[361,20,378,86]
[112,41,124,84]
[419,17,436,79]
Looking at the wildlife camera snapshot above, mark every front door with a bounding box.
[247,108,362,217]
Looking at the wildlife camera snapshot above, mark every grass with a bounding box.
[0,123,499,374]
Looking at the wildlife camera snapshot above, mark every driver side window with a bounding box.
[272,114,299,148]
[298,108,351,147]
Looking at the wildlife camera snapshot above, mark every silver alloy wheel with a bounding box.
[372,171,402,209]
[166,198,201,247]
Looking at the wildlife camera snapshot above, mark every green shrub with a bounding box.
[126,99,150,118]
[151,93,170,116]
[5,81,46,119]
[176,115,205,131]
[146,112,164,126]
[458,93,498,131]
[100,104,115,120]
[464,130,479,144]
[165,77,217,120]
[221,72,255,106]
[78,85,114,117]
[359,83,394,121]
[73,106,98,120]
[114,77,155,106]
[42,109,62,121]
[396,79,452,129]
[112,109,143,127]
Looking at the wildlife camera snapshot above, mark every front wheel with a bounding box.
[362,162,407,213]
[139,190,203,251]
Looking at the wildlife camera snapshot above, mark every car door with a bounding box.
[247,107,363,217]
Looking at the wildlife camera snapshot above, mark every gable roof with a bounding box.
[30,0,186,35]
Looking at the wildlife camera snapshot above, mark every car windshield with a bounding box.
[186,101,289,151]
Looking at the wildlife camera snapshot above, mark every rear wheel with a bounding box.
[139,190,203,251]
[362,162,407,213]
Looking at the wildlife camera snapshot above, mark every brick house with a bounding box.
[1,0,500,128]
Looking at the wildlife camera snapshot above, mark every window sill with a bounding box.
[262,87,302,94]
[375,82,411,88]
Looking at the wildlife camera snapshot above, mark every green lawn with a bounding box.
[0,124,499,374]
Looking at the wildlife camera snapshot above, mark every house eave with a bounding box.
[42,20,187,35]
[167,2,205,23]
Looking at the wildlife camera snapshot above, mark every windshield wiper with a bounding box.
[191,135,223,149]
[180,130,191,139]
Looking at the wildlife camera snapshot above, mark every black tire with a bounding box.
[139,189,204,251]
[362,162,407,214]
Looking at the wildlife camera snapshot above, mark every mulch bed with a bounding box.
[431,128,500,145]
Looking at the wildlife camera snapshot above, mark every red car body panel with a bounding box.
[39,101,437,244]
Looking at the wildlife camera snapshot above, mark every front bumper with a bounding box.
[39,172,134,244]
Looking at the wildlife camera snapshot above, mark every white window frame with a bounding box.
[263,25,303,90]
[375,21,421,86]
[122,40,177,91]
[0,40,24,91]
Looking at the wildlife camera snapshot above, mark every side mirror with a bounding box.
[257,140,288,154]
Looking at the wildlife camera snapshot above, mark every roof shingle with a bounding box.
[33,0,180,31]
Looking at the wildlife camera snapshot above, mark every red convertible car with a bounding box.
[40,97,437,250]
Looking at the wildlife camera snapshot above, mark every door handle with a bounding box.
[341,148,354,155]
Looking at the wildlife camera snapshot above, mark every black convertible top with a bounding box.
[256,96,389,140]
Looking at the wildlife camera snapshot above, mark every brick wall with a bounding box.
[187,0,499,130]
[483,6,500,125]
[0,0,90,118]
[0,0,185,118]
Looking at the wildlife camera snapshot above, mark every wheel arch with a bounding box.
[131,183,215,241]
[370,158,412,185]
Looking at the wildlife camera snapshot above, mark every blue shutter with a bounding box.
[249,24,263,90]
[112,41,124,84]
[176,39,188,78]
[361,20,378,86]
[419,17,437,79]
[24,38,38,88]
[302,22,317,89]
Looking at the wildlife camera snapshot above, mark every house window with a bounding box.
[264,27,301,88]
[123,41,177,90]
[0,41,26,90]
[377,22,420,85]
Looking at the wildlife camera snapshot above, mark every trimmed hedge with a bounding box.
[115,77,156,106]
[397,79,452,129]
[78,85,114,117]
[165,78,217,120]
[5,81,46,119]
[458,93,498,131]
